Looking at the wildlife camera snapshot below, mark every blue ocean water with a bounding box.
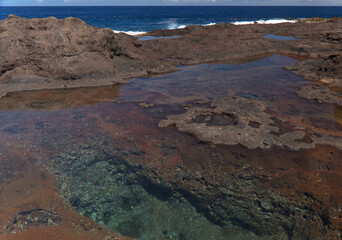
[0,6,342,33]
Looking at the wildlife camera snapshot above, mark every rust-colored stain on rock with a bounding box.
[0,143,131,240]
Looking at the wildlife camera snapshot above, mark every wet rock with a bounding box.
[297,17,330,23]
[138,102,155,108]
[47,144,245,240]
[286,54,342,87]
[297,85,342,106]
[42,129,342,240]
[6,209,61,233]
[117,221,142,238]
[158,96,342,150]
[287,54,342,104]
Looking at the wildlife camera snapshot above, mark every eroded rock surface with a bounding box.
[0,15,175,97]
[286,54,342,105]
[6,209,61,234]
[1,15,342,97]
[44,130,342,240]
[297,85,342,106]
[159,96,342,150]
[286,54,342,86]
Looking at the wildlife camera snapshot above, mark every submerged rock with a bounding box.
[6,209,61,234]
[158,96,342,150]
[117,221,143,238]
[45,134,342,240]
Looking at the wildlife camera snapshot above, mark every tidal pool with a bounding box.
[0,55,341,239]
[138,35,180,41]
[264,34,297,41]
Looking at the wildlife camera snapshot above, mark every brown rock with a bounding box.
[159,96,342,150]
[0,15,175,97]
[286,54,342,86]
[1,15,342,98]
[6,209,61,234]
[297,85,342,106]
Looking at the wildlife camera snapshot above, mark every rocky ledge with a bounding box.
[1,15,342,97]
[159,96,342,150]
[286,54,342,106]
[297,85,342,106]
[0,15,175,97]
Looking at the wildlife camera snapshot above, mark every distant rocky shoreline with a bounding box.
[0,15,342,104]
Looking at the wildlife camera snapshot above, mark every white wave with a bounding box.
[170,23,215,29]
[113,30,146,36]
[232,19,296,25]
[113,19,296,36]
[166,20,180,30]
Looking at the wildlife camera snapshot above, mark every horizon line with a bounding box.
[1,5,342,7]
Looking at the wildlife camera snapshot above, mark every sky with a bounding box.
[1,0,342,6]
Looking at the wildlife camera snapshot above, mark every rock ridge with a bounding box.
[2,15,342,97]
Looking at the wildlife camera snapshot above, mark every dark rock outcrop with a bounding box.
[0,15,175,97]
[1,15,342,97]
[286,54,342,105]
[297,85,342,106]
[286,54,342,85]
[6,209,61,233]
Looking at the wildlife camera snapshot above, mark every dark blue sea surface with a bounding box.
[0,6,342,32]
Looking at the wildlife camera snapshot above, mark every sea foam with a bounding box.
[167,22,186,29]
[232,19,296,25]
[113,30,147,36]
[113,19,295,36]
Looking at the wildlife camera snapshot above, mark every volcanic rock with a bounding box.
[1,15,342,97]
[6,209,61,234]
[286,54,342,105]
[158,96,342,150]
[0,15,175,97]
[297,85,342,106]
[286,54,342,86]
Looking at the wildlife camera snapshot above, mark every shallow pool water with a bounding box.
[264,34,297,40]
[0,55,341,239]
[138,35,180,41]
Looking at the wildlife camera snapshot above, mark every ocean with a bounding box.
[0,6,342,34]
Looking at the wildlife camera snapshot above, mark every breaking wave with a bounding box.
[113,19,296,36]
[232,19,296,25]
[112,30,147,36]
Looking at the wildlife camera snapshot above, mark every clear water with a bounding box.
[264,34,297,41]
[1,6,342,32]
[138,35,180,41]
[0,55,341,239]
